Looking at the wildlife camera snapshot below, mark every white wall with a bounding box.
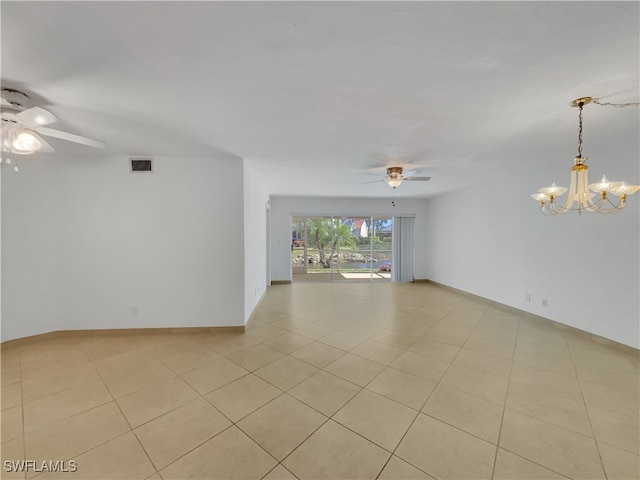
[425,107,640,349]
[243,162,269,323]
[2,154,246,341]
[2,158,60,339]
[270,196,429,282]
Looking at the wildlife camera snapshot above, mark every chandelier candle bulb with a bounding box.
[530,193,548,203]
[589,175,622,194]
[610,182,640,197]
[539,183,567,198]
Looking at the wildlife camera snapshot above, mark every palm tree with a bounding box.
[308,218,356,268]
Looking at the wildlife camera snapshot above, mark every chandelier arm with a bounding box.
[545,197,625,214]
[583,200,603,213]
[559,193,575,212]
[554,205,571,214]
[550,199,570,214]
[598,194,627,211]
[582,193,604,212]
[606,195,624,208]
[583,195,625,213]
[599,207,623,214]
[603,196,626,212]
[589,205,623,213]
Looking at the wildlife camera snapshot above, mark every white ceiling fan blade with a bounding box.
[35,126,106,149]
[33,132,55,153]
[362,179,384,184]
[403,176,431,181]
[403,168,423,177]
[16,106,58,127]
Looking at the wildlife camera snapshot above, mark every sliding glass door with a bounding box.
[291,216,393,282]
[372,217,392,281]
[335,217,371,282]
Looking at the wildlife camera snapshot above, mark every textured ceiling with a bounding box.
[2,1,638,198]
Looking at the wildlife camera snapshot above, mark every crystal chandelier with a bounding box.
[531,97,639,214]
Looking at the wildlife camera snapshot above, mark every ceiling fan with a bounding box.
[364,166,431,189]
[1,87,106,155]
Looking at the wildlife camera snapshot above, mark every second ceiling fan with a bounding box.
[365,166,431,189]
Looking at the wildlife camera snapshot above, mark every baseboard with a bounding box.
[425,279,639,356]
[245,289,268,330]
[271,280,292,285]
[1,325,245,350]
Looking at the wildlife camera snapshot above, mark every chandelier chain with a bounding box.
[577,103,583,157]
[593,99,640,108]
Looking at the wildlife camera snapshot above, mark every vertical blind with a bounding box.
[391,216,414,282]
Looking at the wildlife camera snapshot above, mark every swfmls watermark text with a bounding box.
[4,460,77,473]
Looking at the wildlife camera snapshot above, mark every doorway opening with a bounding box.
[291,216,392,282]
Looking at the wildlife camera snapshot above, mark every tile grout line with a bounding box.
[498,445,573,479]
[154,423,238,476]
[201,331,372,477]
[235,395,331,475]
[154,339,287,475]
[107,339,218,474]
[490,310,520,479]
[496,319,597,478]
[252,302,441,479]
[163,330,285,469]
[567,332,611,479]
[259,462,299,480]
[371,305,472,480]
[18,340,110,477]
[88,352,161,476]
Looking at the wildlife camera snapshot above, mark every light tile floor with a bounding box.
[1,283,639,479]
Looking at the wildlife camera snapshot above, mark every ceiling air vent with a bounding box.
[130,157,153,172]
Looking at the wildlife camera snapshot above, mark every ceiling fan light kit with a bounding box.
[531,96,640,215]
[386,178,403,188]
[370,166,432,189]
[385,167,404,188]
[11,129,41,153]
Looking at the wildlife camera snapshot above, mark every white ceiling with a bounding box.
[2,1,638,198]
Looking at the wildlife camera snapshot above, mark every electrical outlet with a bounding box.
[542,299,548,307]
[525,293,531,302]
[132,306,139,316]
